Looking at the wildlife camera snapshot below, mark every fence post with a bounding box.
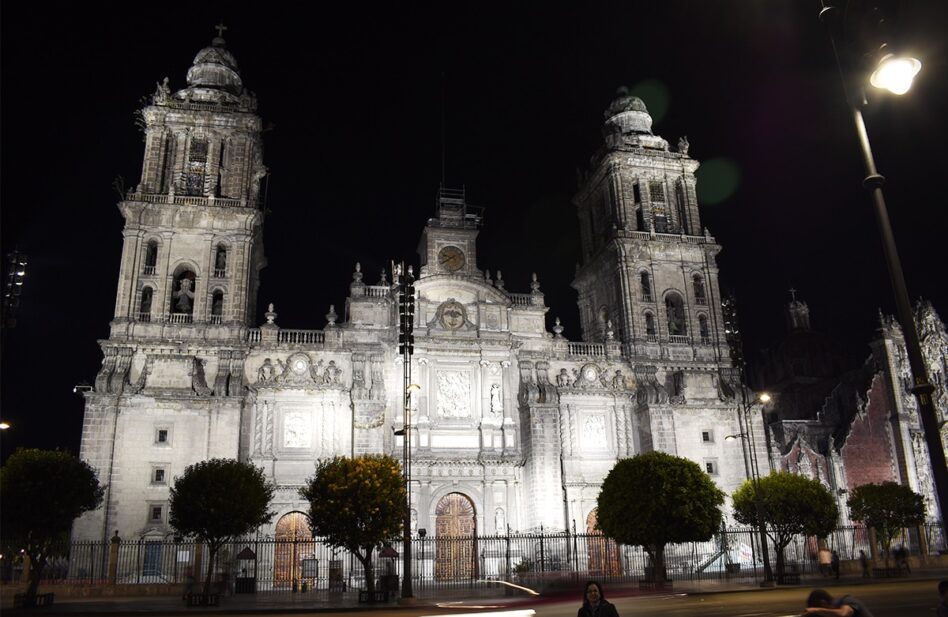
[539,525,546,573]
[108,531,121,585]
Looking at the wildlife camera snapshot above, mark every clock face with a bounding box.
[438,246,465,272]
[583,366,598,382]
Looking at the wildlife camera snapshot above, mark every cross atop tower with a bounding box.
[789,287,798,302]
[215,22,227,38]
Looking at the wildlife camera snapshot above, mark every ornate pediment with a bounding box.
[252,353,345,390]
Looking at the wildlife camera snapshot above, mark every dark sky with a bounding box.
[2,2,946,460]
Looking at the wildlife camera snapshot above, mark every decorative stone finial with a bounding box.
[553,317,565,339]
[605,319,615,340]
[265,303,277,325]
[379,269,388,286]
[326,304,338,327]
[352,262,363,284]
[484,270,492,285]
[495,270,505,290]
[530,272,541,294]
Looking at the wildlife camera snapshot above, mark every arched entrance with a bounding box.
[435,493,477,580]
[586,509,622,576]
[274,512,313,588]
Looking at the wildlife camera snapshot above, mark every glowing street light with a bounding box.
[869,52,922,95]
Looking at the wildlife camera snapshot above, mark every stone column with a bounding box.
[107,531,121,585]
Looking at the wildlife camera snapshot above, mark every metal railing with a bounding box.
[7,525,939,596]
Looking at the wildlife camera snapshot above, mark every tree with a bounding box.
[300,455,406,597]
[848,481,925,568]
[732,472,838,582]
[0,449,104,603]
[596,452,724,584]
[169,459,275,596]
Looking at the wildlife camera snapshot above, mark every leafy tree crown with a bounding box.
[848,481,925,531]
[732,471,838,540]
[1,449,104,544]
[169,458,275,544]
[300,455,406,553]
[596,452,724,547]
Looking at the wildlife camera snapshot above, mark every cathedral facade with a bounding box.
[74,35,767,543]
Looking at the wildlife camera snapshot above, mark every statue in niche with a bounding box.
[410,509,418,534]
[495,508,506,534]
[490,383,502,415]
[612,370,626,391]
[174,278,195,313]
[257,358,276,382]
[556,368,572,387]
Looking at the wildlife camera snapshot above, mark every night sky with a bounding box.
[2,2,946,460]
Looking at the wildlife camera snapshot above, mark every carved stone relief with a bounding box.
[437,370,471,418]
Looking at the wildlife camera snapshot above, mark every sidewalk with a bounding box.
[5,569,948,615]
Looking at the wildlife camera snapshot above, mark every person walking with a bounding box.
[578,581,619,617]
[818,547,832,577]
[831,550,840,580]
[859,550,870,578]
[804,588,875,617]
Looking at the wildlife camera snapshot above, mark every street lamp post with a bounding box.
[727,388,774,585]
[395,262,416,601]
[820,2,948,538]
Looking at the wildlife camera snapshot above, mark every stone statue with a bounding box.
[678,135,689,155]
[612,370,625,390]
[257,358,275,382]
[173,278,194,313]
[495,508,506,534]
[324,360,342,385]
[154,77,170,104]
[556,368,572,387]
[490,383,502,414]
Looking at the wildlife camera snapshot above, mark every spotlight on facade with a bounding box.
[0,422,10,430]
[758,392,771,403]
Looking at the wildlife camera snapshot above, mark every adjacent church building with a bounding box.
[74,33,943,547]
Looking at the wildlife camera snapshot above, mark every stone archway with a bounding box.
[434,492,477,580]
[586,509,622,576]
[274,511,313,588]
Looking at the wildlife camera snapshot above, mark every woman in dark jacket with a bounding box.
[578,581,619,617]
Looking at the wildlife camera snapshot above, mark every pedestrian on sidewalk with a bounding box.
[804,588,875,617]
[831,550,840,580]
[894,544,911,574]
[578,581,619,617]
[936,580,948,617]
[858,550,870,578]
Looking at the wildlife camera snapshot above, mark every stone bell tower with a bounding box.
[572,89,730,365]
[75,29,267,544]
[109,30,266,339]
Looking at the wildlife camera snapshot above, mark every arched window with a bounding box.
[139,287,153,322]
[210,290,224,324]
[213,246,227,278]
[644,312,656,337]
[170,268,196,322]
[640,272,653,302]
[693,274,707,305]
[143,241,159,275]
[665,292,686,336]
[699,314,710,342]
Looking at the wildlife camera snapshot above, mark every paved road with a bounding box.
[96,580,937,616]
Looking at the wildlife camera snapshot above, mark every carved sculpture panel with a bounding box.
[437,370,471,418]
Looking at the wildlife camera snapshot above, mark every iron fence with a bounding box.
[2,524,944,599]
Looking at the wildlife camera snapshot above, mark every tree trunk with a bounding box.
[774,542,786,583]
[654,545,667,585]
[203,543,219,596]
[358,549,376,597]
[25,551,45,601]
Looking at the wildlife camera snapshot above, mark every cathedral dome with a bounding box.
[603,89,653,135]
[184,37,244,96]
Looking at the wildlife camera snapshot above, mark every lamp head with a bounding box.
[758,392,771,403]
[870,51,921,95]
[724,434,740,442]
[0,421,10,430]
